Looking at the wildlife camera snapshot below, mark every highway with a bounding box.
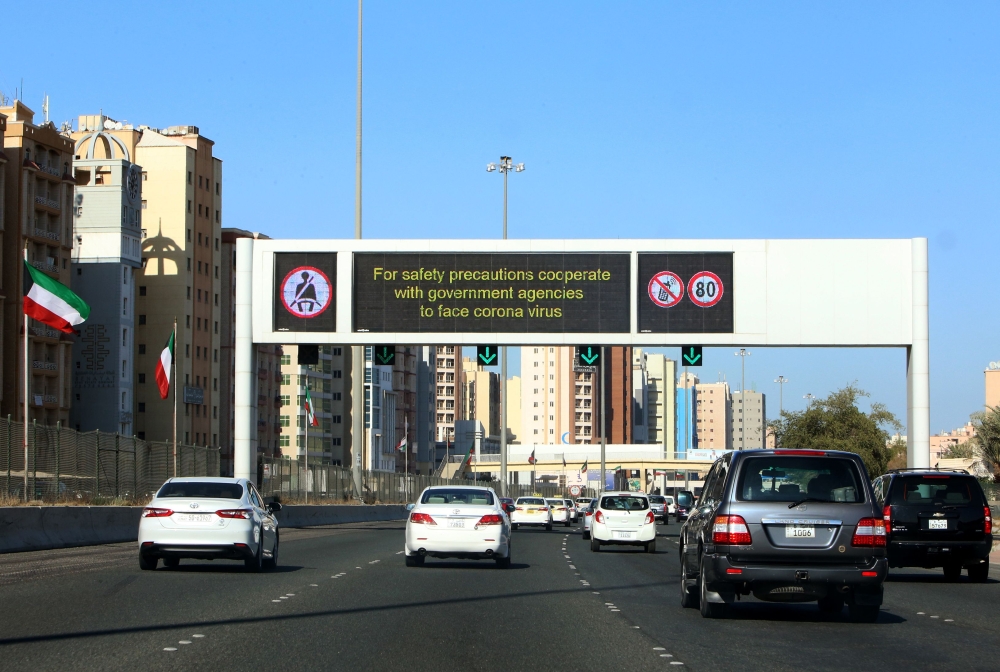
[0,521,997,671]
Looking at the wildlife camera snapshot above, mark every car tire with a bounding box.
[680,550,697,609]
[968,563,989,582]
[263,533,279,570]
[546,523,553,531]
[405,553,425,567]
[511,523,518,530]
[646,538,656,553]
[139,554,158,571]
[564,520,571,527]
[582,530,590,540]
[848,604,880,623]
[817,594,844,615]
[163,557,180,568]
[591,536,601,552]
[699,561,727,619]
[943,563,962,582]
[245,532,264,573]
[496,544,512,569]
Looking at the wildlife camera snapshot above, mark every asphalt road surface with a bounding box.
[1,520,998,671]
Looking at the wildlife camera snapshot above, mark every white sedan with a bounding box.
[590,492,657,553]
[547,499,572,527]
[137,477,281,572]
[404,486,512,568]
[580,499,597,539]
[510,497,553,531]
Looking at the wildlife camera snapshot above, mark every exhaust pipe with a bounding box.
[485,549,494,557]
[418,548,427,556]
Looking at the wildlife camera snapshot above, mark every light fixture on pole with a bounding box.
[804,393,816,402]
[734,349,750,448]
[486,155,524,498]
[774,375,788,416]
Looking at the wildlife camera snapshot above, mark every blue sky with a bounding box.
[4,2,998,432]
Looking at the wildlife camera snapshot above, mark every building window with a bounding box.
[187,287,191,299]
[280,355,290,365]
[138,315,146,325]
[279,415,290,427]
[187,200,192,213]
[332,370,342,378]
[138,403,146,412]
[332,415,342,424]
[282,374,291,385]
[332,392,342,401]
[188,171,192,185]
[186,345,190,357]
[332,347,342,356]
[138,344,146,355]
[138,373,145,383]
[279,435,289,447]
[214,294,218,306]
[139,286,146,296]
[186,315,191,328]
[280,395,290,406]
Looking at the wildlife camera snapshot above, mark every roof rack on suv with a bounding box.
[885,467,970,474]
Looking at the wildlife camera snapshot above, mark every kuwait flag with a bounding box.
[304,388,319,427]
[461,441,475,466]
[396,417,408,452]
[155,331,174,399]
[580,459,588,474]
[23,260,90,333]
[527,449,536,465]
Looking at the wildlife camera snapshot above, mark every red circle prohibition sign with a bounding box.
[687,271,724,308]
[281,266,332,318]
[647,271,684,308]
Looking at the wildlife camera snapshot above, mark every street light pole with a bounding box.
[735,349,750,449]
[487,156,523,498]
[351,0,365,499]
[773,375,787,449]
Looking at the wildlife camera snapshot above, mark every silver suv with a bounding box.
[679,449,887,621]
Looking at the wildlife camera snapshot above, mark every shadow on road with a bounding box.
[886,571,998,585]
[711,602,908,625]
[161,563,305,574]
[414,561,531,571]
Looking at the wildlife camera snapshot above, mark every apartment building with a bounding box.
[987,365,1000,409]
[632,349,650,443]
[461,357,500,438]
[414,346,437,474]
[572,352,600,444]
[521,346,574,444]
[68,116,143,435]
[645,353,677,457]
[366,353,396,471]
[391,346,420,473]
[133,124,221,447]
[930,422,976,463]
[695,381,732,450]
[279,345,350,465]
[0,112,6,410]
[434,345,463,442]
[676,372,698,457]
[730,390,765,449]
[0,101,76,425]
[603,347,633,443]
[505,375,522,443]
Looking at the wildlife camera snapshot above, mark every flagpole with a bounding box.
[22,245,29,501]
[172,318,177,478]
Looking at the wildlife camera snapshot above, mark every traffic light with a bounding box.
[476,346,498,366]
[373,345,395,366]
[681,346,703,367]
[576,345,601,367]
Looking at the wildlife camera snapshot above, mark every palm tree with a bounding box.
[971,406,1000,482]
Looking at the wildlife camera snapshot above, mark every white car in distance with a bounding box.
[137,477,280,572]
[404,486,511,568]
[510,497,553,531]
[590,492,657,553]
[564,499,579,523]
[581,499,597,539]
[547,499,572,527]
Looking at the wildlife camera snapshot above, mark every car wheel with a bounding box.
[646,538,656,553]
[817,594,844,615]
[590,535,601,552]
[699,559,726,618]
[139,554,158,571]
[848,604,880,623]
[405,553,424,567]
[968,563,989,582]
[263,533,279,570]
[564,520,571,527]
[680,550,697,609]
[943,563,962,582]
[582,530,590,540]
[245,532,264,573]
[496,543,511,569]
[511,523,519,530]
[546,523,553,531]
[163,557,180,568]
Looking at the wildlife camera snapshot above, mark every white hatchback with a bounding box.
[510,497,553,531]
[590,492,657,553]
[404,486,511,568]
[137,477,280,571]
[547,499,572,527]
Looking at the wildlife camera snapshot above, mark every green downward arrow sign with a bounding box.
[376,347,393,364]
[478,347,497,365]
[682,347,702,366]
[581,347,599,365]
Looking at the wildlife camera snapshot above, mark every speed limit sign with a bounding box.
[687,271,724,308]
[569,485,582,497]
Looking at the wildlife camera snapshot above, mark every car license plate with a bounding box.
[527,509,536,514]
[928,519,948,530]
[182,514,213,523]
[613,531,636,540]
[785,525,815,538]
[448,520,465,529]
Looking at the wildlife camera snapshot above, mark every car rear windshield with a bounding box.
[546,499,564,506]
[157,482,244,499]
[890,475,981,506]
[517,497,546,506]
[600,496,649,510]
[736,457,865,503]
[648,496,665,504]
[576,498,592,505]
[421,489,494,505]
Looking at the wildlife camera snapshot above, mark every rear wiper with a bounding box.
[787,497,831,509]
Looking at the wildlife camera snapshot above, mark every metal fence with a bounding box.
[0,418,220,501]
[259,456,561,504]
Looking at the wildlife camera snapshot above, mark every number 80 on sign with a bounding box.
[687,271,724,308]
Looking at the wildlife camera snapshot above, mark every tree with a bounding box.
[769,384,902,477]
[971,406,1000,482]
[941,441,975,460]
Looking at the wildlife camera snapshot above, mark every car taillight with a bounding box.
[515,506,523,511]
[539,507,549,512]
[595,510,604,524]
[141,507,173,518]
[852,518,886,547]
[475,514,503,529]
[773,450,827,456]
[216,509,253,519]
[585,511,593,517]
[409,512,437,525]
[645,511,655,525]
[712,515,752,545]
[985,507,992,535]
[883,505,891,533]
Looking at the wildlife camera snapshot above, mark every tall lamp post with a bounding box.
[487,156,524,497]
[773,375,787,448]
[734,349,751,448]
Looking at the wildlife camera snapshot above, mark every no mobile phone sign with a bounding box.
[648,271,684,308]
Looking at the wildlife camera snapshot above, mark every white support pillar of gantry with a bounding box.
[907,237,930,469]
[234,237,256,480]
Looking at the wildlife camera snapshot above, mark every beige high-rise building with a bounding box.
[279,345,351,465]
[506,375,522,443]
[695,381,731,449]
[731,390,766,449]
[434,345,462,442]
[133,124,221,447]
[0,102,76,425]
[461,357,500,437]
[646,353,677,457]
[986,367,1000,409]
[522,346,575,444]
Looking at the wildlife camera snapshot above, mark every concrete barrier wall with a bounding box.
[0,505,408,554]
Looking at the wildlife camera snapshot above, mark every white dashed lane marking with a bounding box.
[164,647,177,652]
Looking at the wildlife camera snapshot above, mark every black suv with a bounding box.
[873,468,993,581]
[680,449,887,621]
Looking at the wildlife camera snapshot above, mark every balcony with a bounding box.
[258,394,268,406]
[120,411,133,424]
[257,368,268,380]
[34,195,60,211]
[37,164,61,178]
[32,360,58,372]
[274,397,282,409]
[30,325,61,341]
[32,227,60,242]
[31,259,59,275]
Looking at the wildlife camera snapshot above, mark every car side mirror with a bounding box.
[405,503,415,512]
[266,502,282,513]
